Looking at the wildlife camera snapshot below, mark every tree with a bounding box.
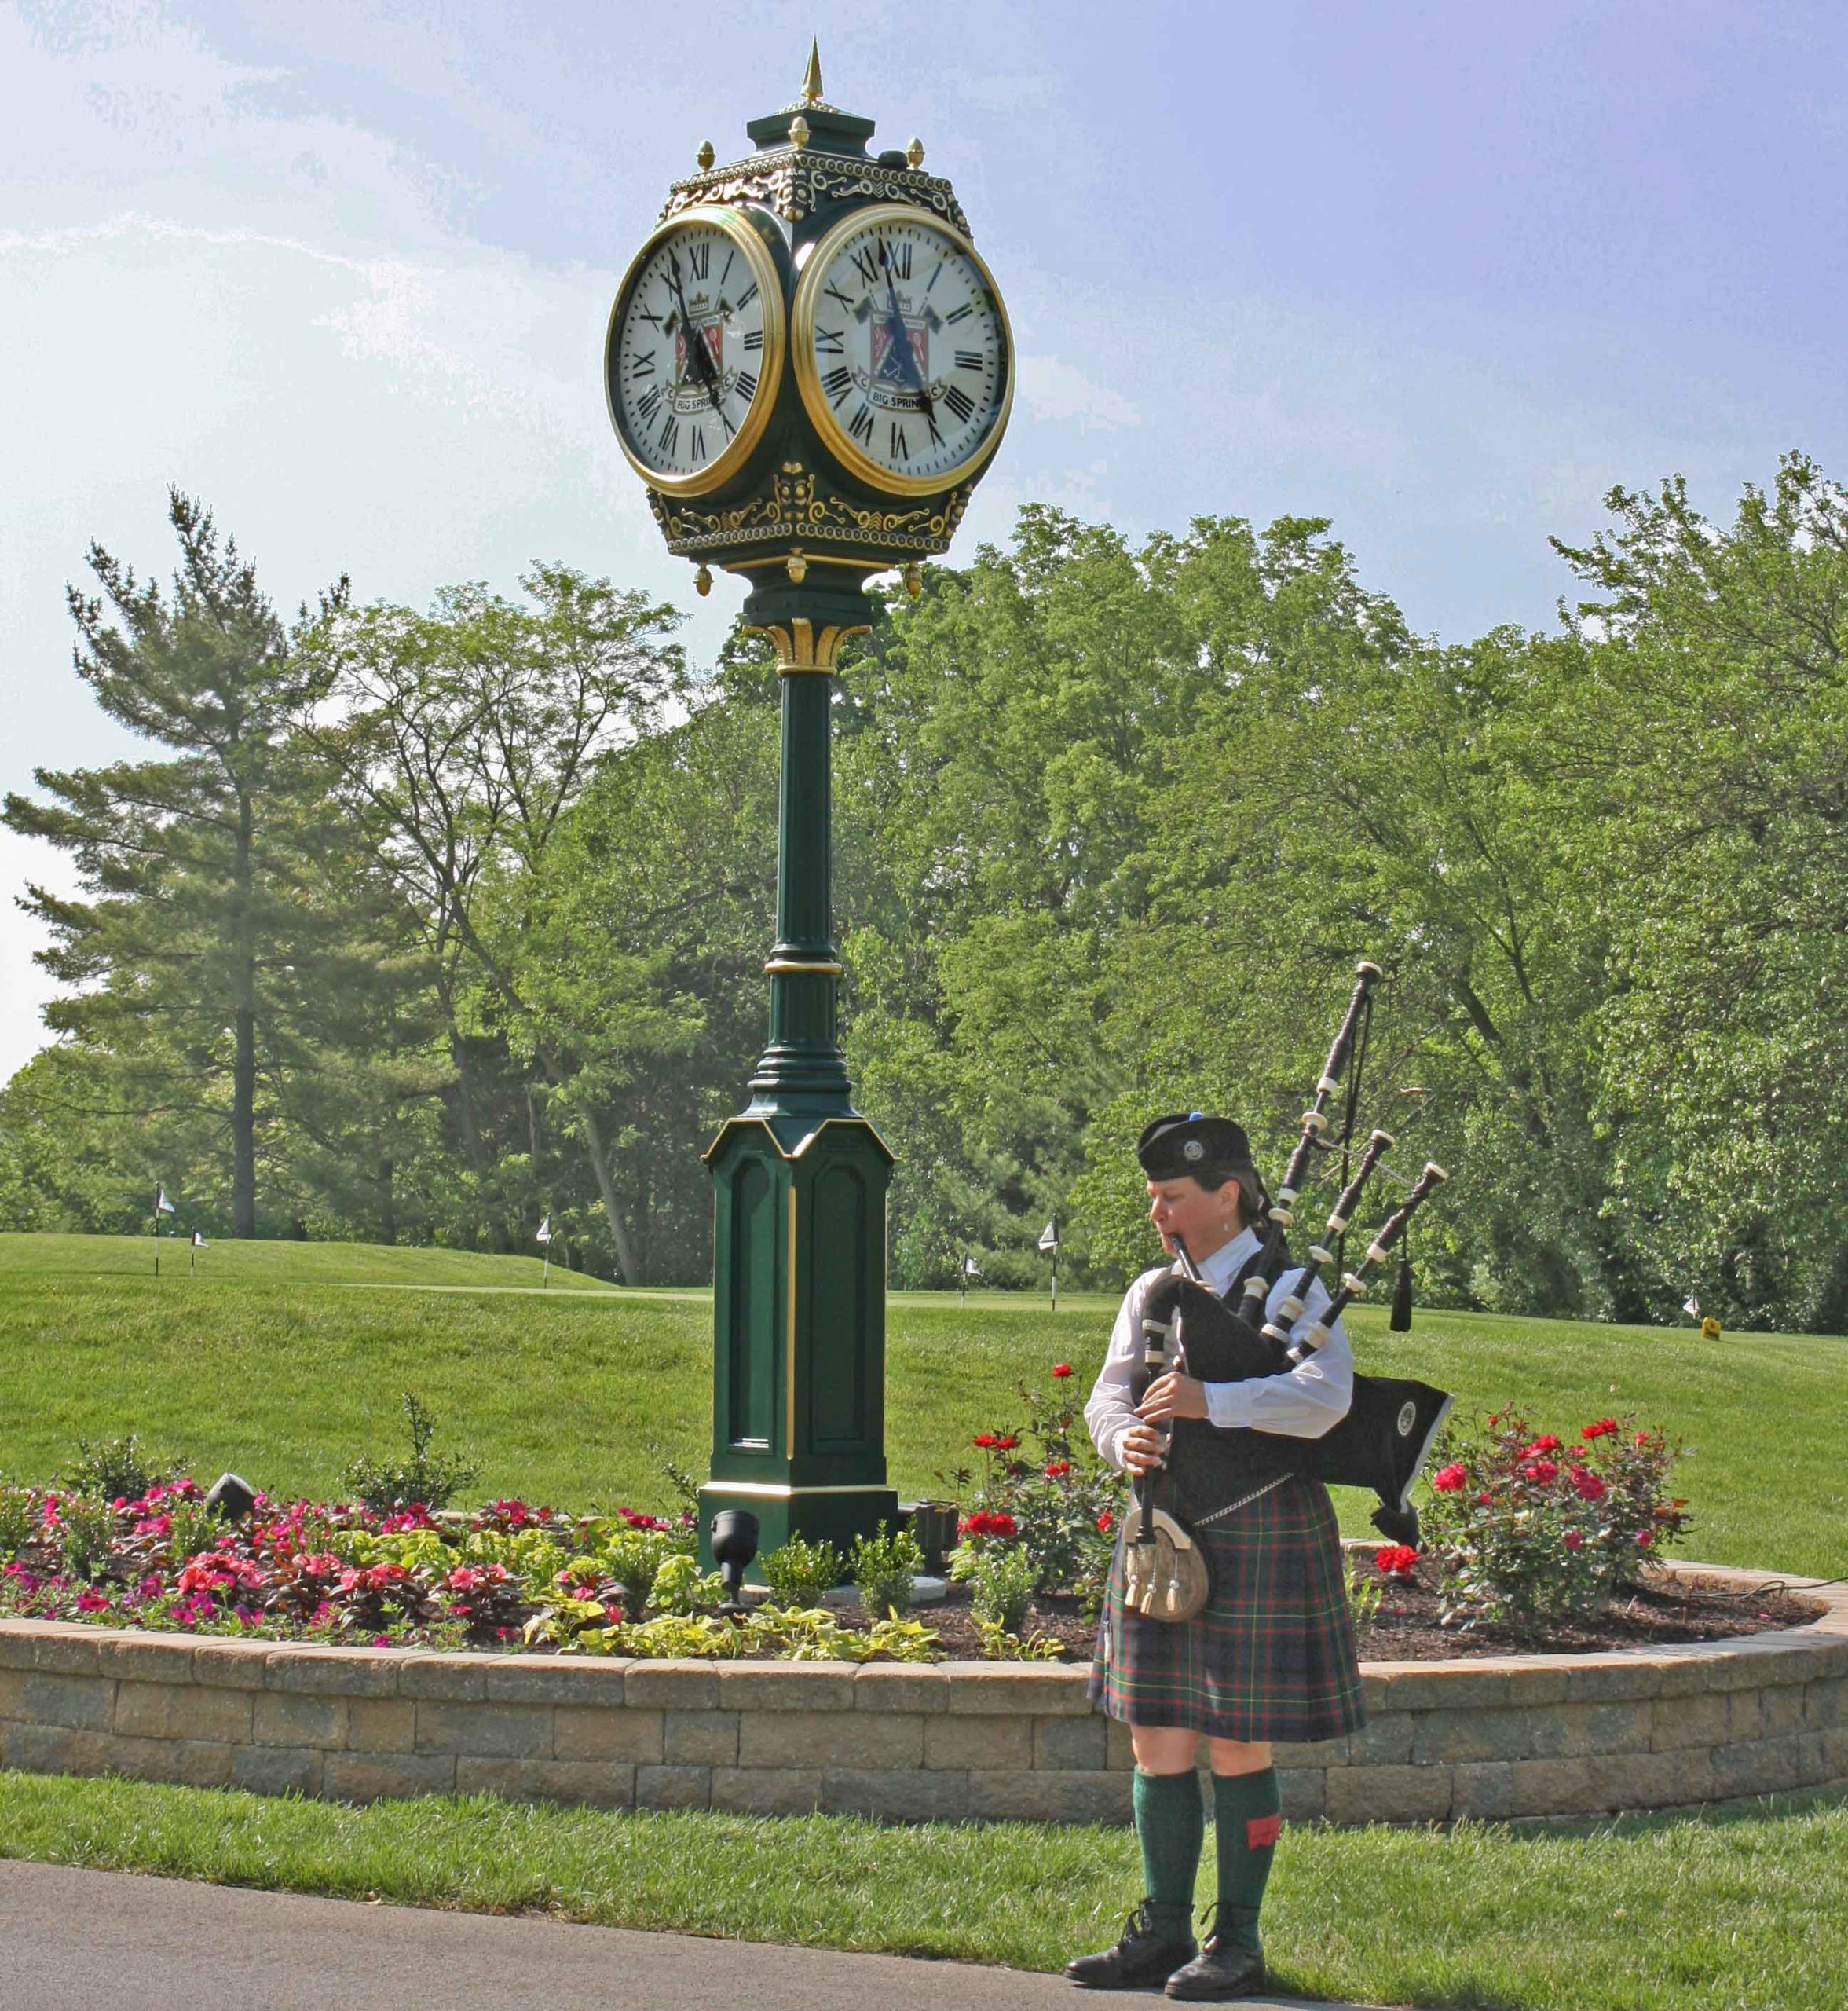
[3,492,339,1234]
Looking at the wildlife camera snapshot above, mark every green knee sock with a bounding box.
[1212,1766,1281,1953]
[1133,1767,1205,1941]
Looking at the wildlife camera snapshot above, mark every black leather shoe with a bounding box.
[1065,1902,1197,1989]
[1162,1932,1266,2001]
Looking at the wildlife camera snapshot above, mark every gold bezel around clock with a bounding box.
[604,204,787,499]
[792,202,1014,500]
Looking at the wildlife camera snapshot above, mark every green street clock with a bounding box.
[602,47,1010,1569]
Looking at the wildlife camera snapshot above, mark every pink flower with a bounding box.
[75,1589,112,1614]
[1431,1463,1468,1493]
[1636,1529,1652,1546]
[1564,1529,1584,1551]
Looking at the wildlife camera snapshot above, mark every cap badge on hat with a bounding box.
[1182,1139,1205,1161]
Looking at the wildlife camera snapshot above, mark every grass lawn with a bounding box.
[2,1232,1841,1574]
[2,1769,1844,2011]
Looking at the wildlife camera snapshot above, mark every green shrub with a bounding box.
[759,1535,844,1603]
[339,1393,479,1513]
[649,1551,725,1615]
[55,1495,119,1582]
[596,1526,678,1615]
[965,1541,1037,1635]
[0,1487,38,1561]
[58,1434,177,1503]
[848,1527,922,1617]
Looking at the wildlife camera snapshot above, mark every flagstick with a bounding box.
[1051,1245,1057,1314]
[542,1248,551,1289]
[153,1208,159,1280]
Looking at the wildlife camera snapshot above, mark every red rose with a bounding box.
[1570,1467,1606,1503]
[972,1434,997,1449]
[1564,1529,1584,1551]
[994,1435,1021,1452]
[1374,1544,1419,1579]
[1096,1511,1114,1534]
[1052,1364,1074,1379]
[1581,1418,1619,1439]
[1636,1529,1652,1546]
[1431,1463,1468,1493]
[1045,1460,1072,1478]
[1520,1459,1560,1485]
[1477,1491,1492,1506]
[1521,1435,1561,1456]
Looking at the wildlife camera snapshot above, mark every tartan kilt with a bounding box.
[1089,1474,1366,1744]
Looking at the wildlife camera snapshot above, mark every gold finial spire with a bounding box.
[801,38,824,106]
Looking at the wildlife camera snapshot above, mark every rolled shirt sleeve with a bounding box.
[1084,1262,1352,1471]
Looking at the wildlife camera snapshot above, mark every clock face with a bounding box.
[793,204,1012,496]
[605,207,784,496]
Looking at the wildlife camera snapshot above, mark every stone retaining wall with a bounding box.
[2,1565,1843,1826]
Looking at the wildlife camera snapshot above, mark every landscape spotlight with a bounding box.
[204,1472,258,1522]
[708,1510,759,1616]
[905,1500,959,1577]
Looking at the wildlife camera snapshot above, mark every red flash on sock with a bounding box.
[1246,1814,1283,1850]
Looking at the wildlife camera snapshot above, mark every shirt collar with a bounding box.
[1191,1225,1261,1297]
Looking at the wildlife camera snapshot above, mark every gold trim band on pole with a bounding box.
[698,1481,893,1499]
[748,615,871,673]
[763,957,842,976]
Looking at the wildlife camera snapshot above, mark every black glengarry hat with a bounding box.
[1136,1112,1255,1186]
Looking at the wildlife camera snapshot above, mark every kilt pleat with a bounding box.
[1089,1475,1366,1744]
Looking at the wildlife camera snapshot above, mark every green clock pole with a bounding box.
[697,573,898,1560]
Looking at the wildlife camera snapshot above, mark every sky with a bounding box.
[5,0,1848,1081]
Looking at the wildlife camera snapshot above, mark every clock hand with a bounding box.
[877,244,940,440]
[668,249,726,416]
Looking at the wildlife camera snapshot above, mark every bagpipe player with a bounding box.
[1066,1113,1366,2001]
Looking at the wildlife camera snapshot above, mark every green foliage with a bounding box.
[847,1527,923,1618]
[53,1494,119,1581]
[338,1392,480,1513]
[963,1541,1037,1634]
[57,1433,177,1504]
[975,1617,1067,1660]
[1345,1559,1384,1636]
[647,1551,724,1616]
[0,1485,39,1561]
[757,1535,844,1603]
[593,1526,681,1616]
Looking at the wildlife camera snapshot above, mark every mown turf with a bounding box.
[2,1233,1842,1574]
[2,1769,1844,2011]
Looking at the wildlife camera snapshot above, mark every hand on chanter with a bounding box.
[1138,1370,1209,1425]
[1118,1423,1169,1476]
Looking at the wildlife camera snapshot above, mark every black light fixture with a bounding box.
[708,1510,759,1616]
[904,1500,958,1577]
[204,1472,258,1522]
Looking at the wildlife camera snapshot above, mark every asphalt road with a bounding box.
[0,1858,1391,2010]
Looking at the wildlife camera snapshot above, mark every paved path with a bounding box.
[1,1859,1397,2010]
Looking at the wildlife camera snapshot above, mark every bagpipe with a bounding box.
[1134,963,1454,1555]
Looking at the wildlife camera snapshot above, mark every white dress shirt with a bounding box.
[1083,1226,1354,1474]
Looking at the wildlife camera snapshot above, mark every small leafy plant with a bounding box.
[340,1393,480,1514]
[956,1539,1037,1635]
[0,1487,37,1562]
[60,1434,177,1504]
[759,1535,844,1603]
[848,1527,923,1617]
[54,1495,120,1582]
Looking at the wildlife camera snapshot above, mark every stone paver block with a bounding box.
[456,1758,636,1808]
[0,1669,27,1716]
[1561,1659,1662,1702]
[323,1752,458,1803]
[0,1624,40,1671]
[104,1736,236,1789]
[1806,1677,1846,1730]
[1508,1757,1599,1815]
[266,1648,401,1698]
[415,1701,551,1759]
[738,1708,923,1771]
[115,1681,252,1745]
[1347,1712,1412,1765]
[1584,1701,1652,1753]
[397,1656,487,1701]
[710,1766,825,1816]
[1762,1683,1806,1736]
[22,1672,113,1731]
[944,1666,1093,1716]
[481,1658,629,1706]
[621,1664,719,1711]
[825,1765,972,1823]
[190,1641,273,1690]
[1324,1763,1451,1826]
[1034,1715,1106,1771]
[1449,1762,1517,1820]
[1590,1748,1709,1813]
[1711,1735,1801,1796]
[1725,1690,1764,1742]
[2,1723,112,1775]
[232,1745,325,1797]
[29,1629,111,1677]
[852,1666,951,1713]
[1823,1726,1848,1776]
[347,1698,418,1753]
[1705,1643,1795,1692]
[554,1706,664,1764]
[1650,1658,1713,1699]
[1277,1770,1323,1823]
[923,1714,1032,1771]
[1374,1667,1512,1711]
[1651,1690,1729,1752]
[253,1690,347,1751]
[636,1764,712,1810]
[1105,1717,1135,1771]
[664,1710,739,1766]
[99,1636,195,1684]
[1411,1706,1526,1766]
[1501,1662,1571,1705]
[719,1666,858,1712]
[1275,1734,1348,1771]
[965,1769,1130,1826]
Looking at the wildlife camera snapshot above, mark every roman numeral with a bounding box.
[658,415,679,456]
[879,237,912,280]
[815,325,844,354]
[946,303,973,324]
[737,280,759,310]
[848,404,874,444]
[690,424,706,460]
[925,261,944,295]
[719,407,735,438]
[638,386,663,421]
[851,247,880,285]
[889,421,910,460]
[720,249,735,286]
[955,350,983,371]
[637,305,663,327]
[630,352,657,378]
[943,383,975,424]
[743,328,764,351]
[825,283,854,310]
[822,364,852,405]
[689,241,710,279]
[734,369,759,403]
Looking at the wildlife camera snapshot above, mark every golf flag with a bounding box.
[536,1216,553,1244]
[1037,1220,1059,1252]
[191,1231,207,1248]
[1682,1293,1700,1317]
[156,1185,176,1216]
[963,1255,980,1276]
